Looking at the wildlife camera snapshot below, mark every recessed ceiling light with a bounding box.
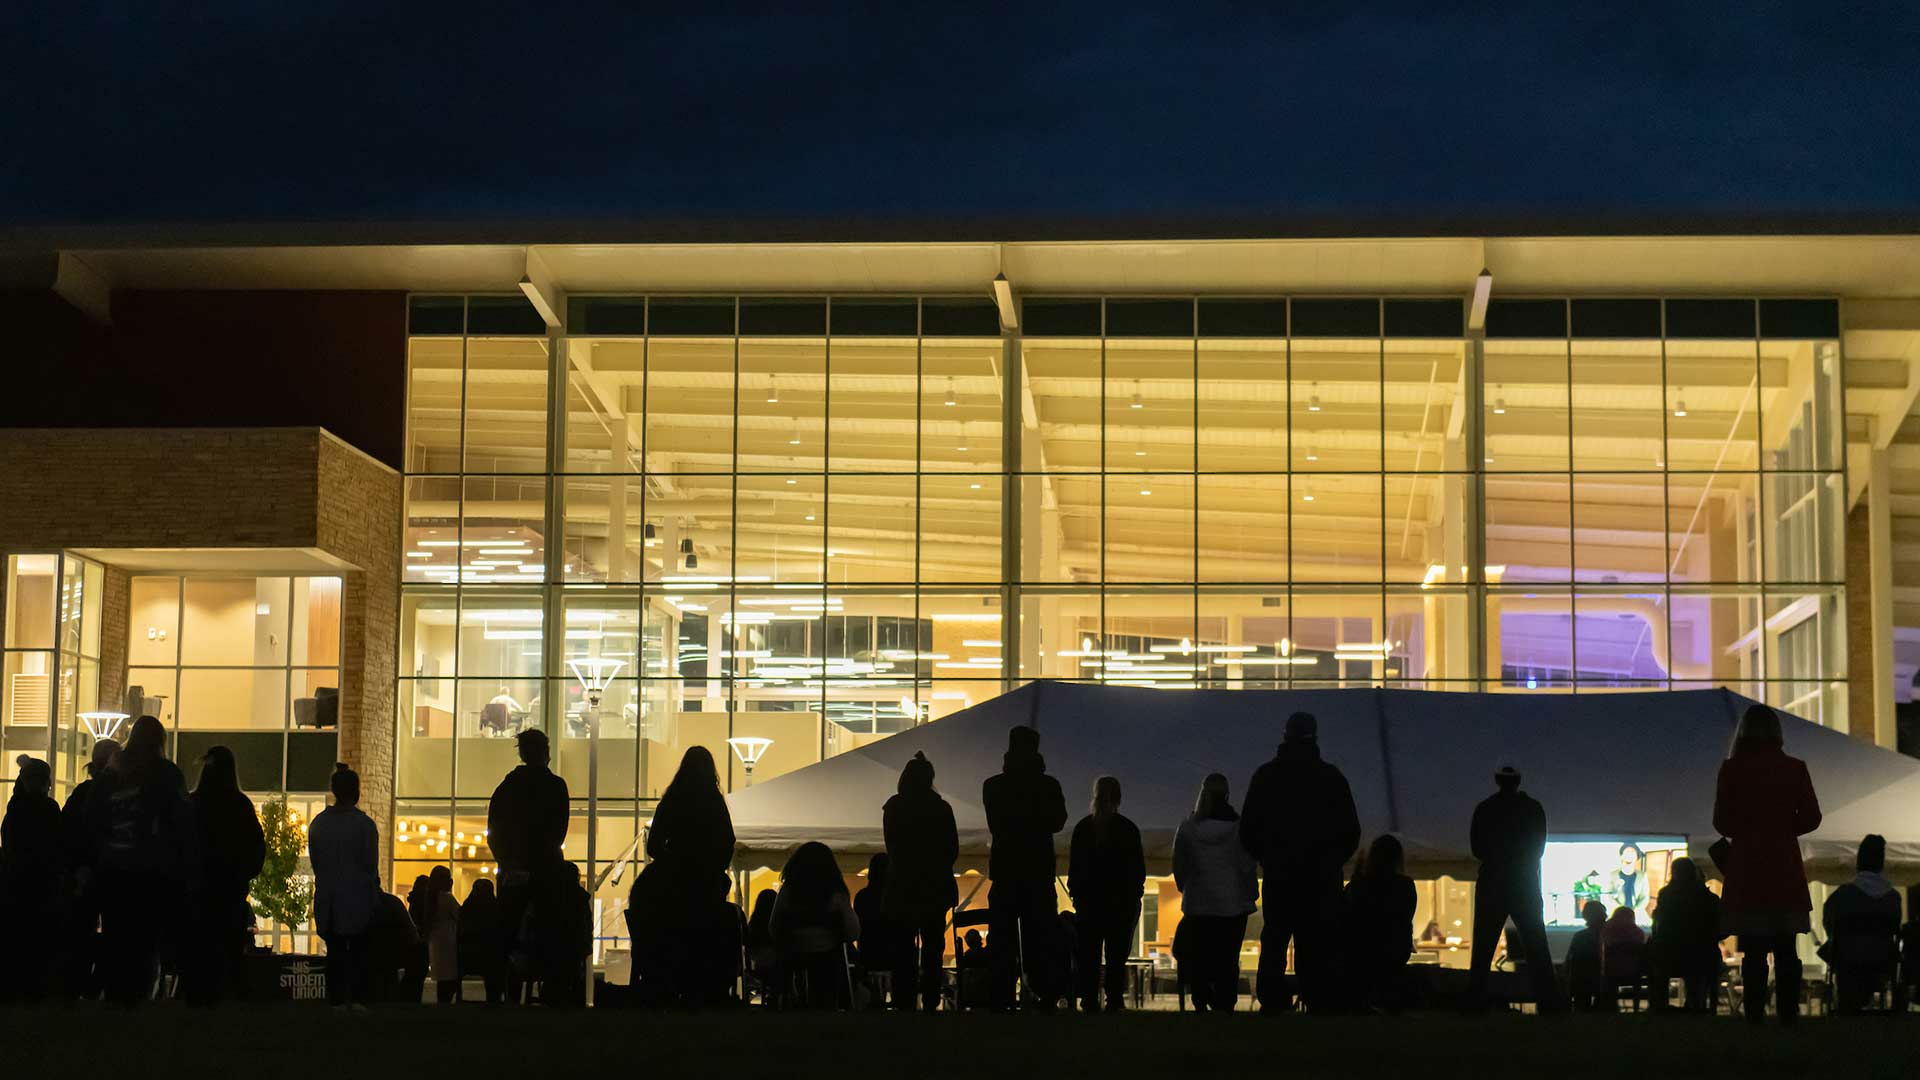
[1139,489,1152,496]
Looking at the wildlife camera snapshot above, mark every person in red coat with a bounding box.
[1712,704,1821,1026]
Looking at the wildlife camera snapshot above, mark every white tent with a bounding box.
[726,682,1920,884]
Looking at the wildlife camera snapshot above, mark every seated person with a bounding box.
[1821,834,1901,1014]
[1418,919,1446,945]
[852,853,906,1006]
[1566,901,1607,1012]
[1341,834,1417,1011]
[536,863,592,1008]
[771,842,860,1008]
[956,928,992,1009]
[368,890,420,1004]
[1648,857,1723,1012]
[1601,906,1647,1009]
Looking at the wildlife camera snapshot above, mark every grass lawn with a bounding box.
[4,1007,1919,1078]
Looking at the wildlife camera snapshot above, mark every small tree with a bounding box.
[252,799,314,952]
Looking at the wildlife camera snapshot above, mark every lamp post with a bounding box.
[567,657,625,895]
[78,710,129,744]
[726,736,773,787]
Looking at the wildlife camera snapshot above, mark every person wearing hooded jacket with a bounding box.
[1238,712,1359,1013]
[1647,856,1723,1012]
[308,762,380,1008]
[1,755,64,1002]
[1068,775,1146,1013]
[1172,773,1257,1012]
[88,714,195,1007]
[1821,834,1901,1015]
[1713,704,1821,1026]
[982,724,1067,1011]
[882,750,959,1011]
[180,745,266,1006]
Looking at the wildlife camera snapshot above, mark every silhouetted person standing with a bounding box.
[1172,773,1257,1013]
[852,853,906,1007]
[1647,857,1722,1012]
[457,877,504,1005]
[89,715,193,1007]
[1713,704,1820,1026]
[181,745,266,1007]
[1342,834,1416,1012]
[425,865,462,1003]
[1822,834,1900,1015]
[882,751,959,1011]
[631,745,735,1006]
[982,724,1067,1011]
[402,873,432,1002]
[487,728,570,1003]
[1068,776,1145,1013]
[308,762,379,1009]
[1239,712,1359,1013]
[1466,765,1560,1010]
[60,739,117,999]
[1,755,63,1002]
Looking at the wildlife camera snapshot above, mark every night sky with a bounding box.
[3,3,1917,232]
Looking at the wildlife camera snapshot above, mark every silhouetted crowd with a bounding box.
[3,703,1917,1023]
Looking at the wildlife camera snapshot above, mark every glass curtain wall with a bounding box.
[398,293,1846,903]
[2,551,103,801]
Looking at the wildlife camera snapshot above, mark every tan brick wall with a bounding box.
[98,566,131,717]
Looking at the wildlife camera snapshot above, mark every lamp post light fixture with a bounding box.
[727,736,773,786]
[567,657,624,891]
[78,710,130,743]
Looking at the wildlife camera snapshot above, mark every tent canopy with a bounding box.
[725,683,1920,884]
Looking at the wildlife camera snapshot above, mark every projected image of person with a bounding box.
[1610,842,1646,913]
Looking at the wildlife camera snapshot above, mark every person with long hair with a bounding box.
[631,745,737,1005]
[1067,775,1146,1014]
[881,751,959,1011]
[457,876,504,1005]
[1712,704,1821,1026]
[1648,857,1723,1012]
[88,714,193,1007]
[180,745,266,1006]
[425,864,462,1003]
[771,841,859,1008]
[1171,773,1256,1012]
[308,762,379,1009]
[1,755,63,1002]
[1342,834,1416,1012]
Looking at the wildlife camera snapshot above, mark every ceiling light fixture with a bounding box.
[766,377,779,404]
[1307,383,1321,412]
[643,522,656,542]
[1673,390,1688,418]
[1492,386,1507,415]
[944,378,957,407]
[1130,382,1143,410]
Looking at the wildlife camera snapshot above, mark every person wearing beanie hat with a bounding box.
[882,751,959,1010]
[1238,711,1359,1013]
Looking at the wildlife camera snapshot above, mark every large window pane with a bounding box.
[1572,474,1667,583]
[1761,340,1843,473]
[1572,339,1664,471]
[1572,590,1666,687]
[288,577,342,668]
[1488,588,1573,690]
[828,474,914,585]
[1668,588,1762,684]
[1384,339,1465,471]
[179,668,287,730]
[1020,475,1098,583]
[1484,338,1570,473]
[1292,474,1381,583]
[1485,475,1571,584]
[919,475,1000,583]
[181,578,289,667]
[1387,589,1470,682]
[1197,591,1292,688]
[1289,590,1385,687]
[1667,471,1759,585]
[644,338,735,472]
[735,475,824,584]
[1104,474,1193,584]
[1198,339,1288,471]
[1021,338,1100,471]
[407,335,464,474]
[1291,338,1379,472]
[1665,339,1760,472]
[739,338,824,472]
[1386,474,1468,584]
[463,337,550,473]
[648,473,734,585]
[923,338,1004,473]
[1101,590,1199,688]
[561,476,642,583]
[562,337,645,474]
[455,592,545,680]
[1106,338,1193,471]
[830,337,916,471]
[1764,472,1844,584]
[127,576,180,666]
[405,476,462,583]
[461,476,547,583]
[1198,475,1288,583]
[5,554,58,650]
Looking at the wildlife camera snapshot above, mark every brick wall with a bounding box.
[98,566,131,717]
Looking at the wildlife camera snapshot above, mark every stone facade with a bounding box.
[0,426,402,880]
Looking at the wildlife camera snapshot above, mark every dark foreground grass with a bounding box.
[3,1006,1918,1079]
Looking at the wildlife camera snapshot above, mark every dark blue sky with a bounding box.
[3,3,1917,232]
